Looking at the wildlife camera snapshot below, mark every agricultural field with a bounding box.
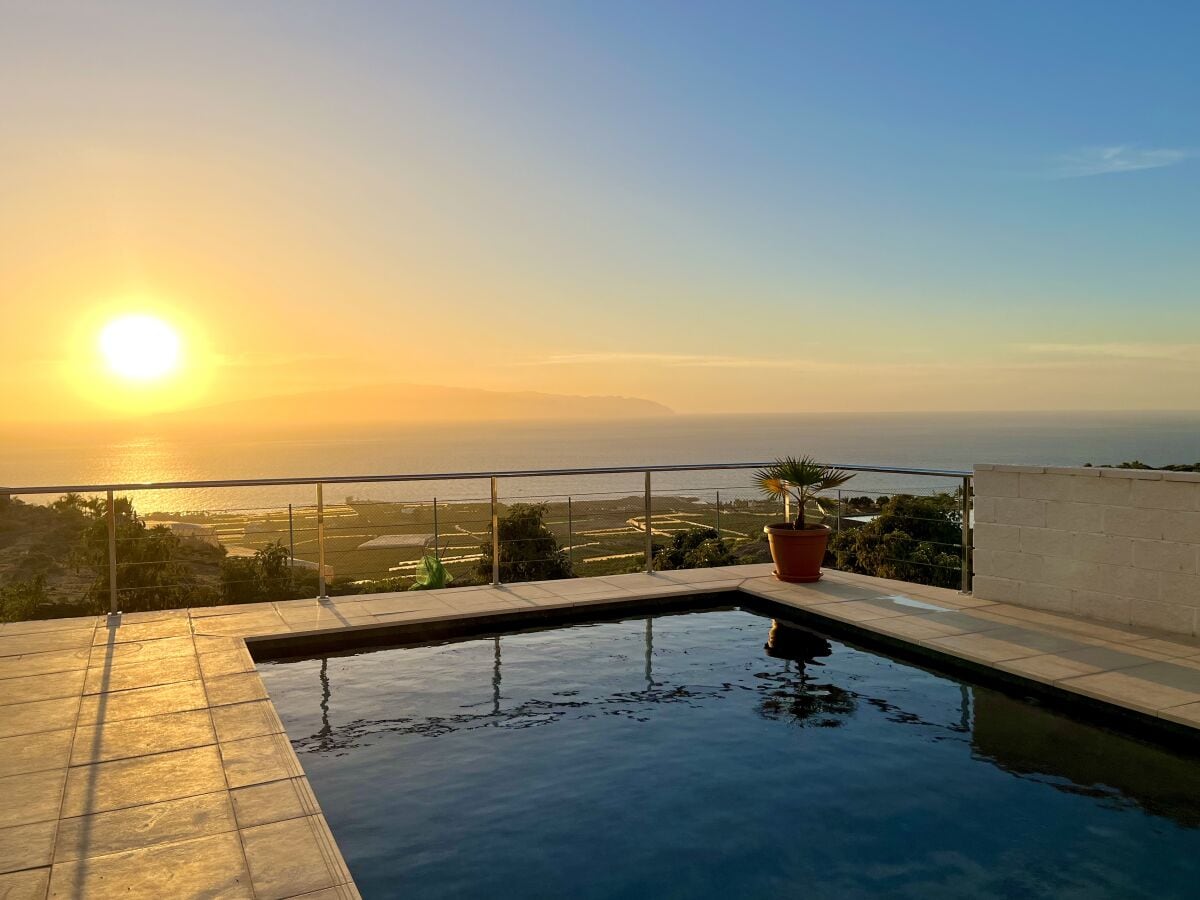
[146,493,806,585]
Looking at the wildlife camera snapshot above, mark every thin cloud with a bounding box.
[525,352,842,371]
[1054,145,1190,178]
[1018,342,1200,361]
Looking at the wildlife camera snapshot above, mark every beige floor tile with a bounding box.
[275,608,378,631]
[663,578,745,594]
[522,595,575,611]
[1040,643,1172,674]
[61,745,227,818]
[204,672,268,707]
[89,635,196,667]
[0,697,80,741]
[1159,700,1200,727]
[82,655,201,695]
[240,816,349,900]
[71,709,216,766]
[0,821,56,874]
[538,578,628,597]
[0,630,96,658]
[996,653,1111,683]
[192,613,288,637]
[858,615,962,642]
[231,777,320,828]
[308,600,378,620]
[210,701,284,744]
[193,635,247,655]
[198,648,256,681]
[54,792,236,863]
[290,885,361,900]
[0,648,92,681]
[352,595,453,615]
[0,729,73,778]
[370,609,449,625]
[1058,669,1200,713]
[651,568,739,585]
[190,601,278,618]
[610,582,699,600]
[720,563,777,578]
[219,734,302,789]
[47,831,251,899]
[116,608,189,625]
[439,592,527,612]
[922,632,1044,664]
[0,866,50,900]
[1127,637,1200,658]
[905,609,1012,636]
[984,606,1149,644]
[1,616,99,635]
[0,670,86,707]
[596,573,677,591]
[76,680,209,727]
[93,616,192,646]
[821,600,912,622]
[753,583,855,607]
[0,770,66,829]
[494,582,560,599]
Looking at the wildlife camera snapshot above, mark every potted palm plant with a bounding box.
[755,456,854,583]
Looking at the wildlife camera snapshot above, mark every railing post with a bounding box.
[490,477,500,586]
[715,489,721,536]
[567,496,573,566]
[432,497,440,559]
[960,475,972,594]
[106,489,119,616]
[644,471,653,574]
[835,489,842,535]
[316,483,328,600]
[288,503,295,578]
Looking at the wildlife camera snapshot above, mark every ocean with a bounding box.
[3,411,1199,513]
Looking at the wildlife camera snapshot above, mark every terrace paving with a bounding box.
[2,563,1200,898]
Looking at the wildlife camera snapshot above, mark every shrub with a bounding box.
[828,493,963,589]
[476,503,572,583]
[653,527,734,570]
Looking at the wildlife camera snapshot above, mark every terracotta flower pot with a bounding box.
[763,523,831,583]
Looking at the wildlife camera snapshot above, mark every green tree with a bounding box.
[653,527,734,571]
[828,493,963,589]
[476,503,572,583]
[0,576,48,623]
[82,496,216,612]
[221,541,306,604]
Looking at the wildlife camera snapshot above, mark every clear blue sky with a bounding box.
[2,1,1198,416]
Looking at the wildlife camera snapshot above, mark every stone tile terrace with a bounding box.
[2,564,1200,898]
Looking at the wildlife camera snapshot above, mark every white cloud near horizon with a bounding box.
[1054,145,1190,178]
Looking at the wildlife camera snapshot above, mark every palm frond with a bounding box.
[755,455,855,527]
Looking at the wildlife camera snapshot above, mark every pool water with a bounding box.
[260,607,1200,898]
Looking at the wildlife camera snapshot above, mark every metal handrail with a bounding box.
[1,461,973,614]
[1,461,970,496]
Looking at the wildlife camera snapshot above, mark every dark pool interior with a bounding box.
[260,607,1200,899]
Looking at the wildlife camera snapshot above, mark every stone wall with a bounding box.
[973,464,1200,637]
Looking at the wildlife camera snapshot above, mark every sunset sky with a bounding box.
[3,1,1199,423]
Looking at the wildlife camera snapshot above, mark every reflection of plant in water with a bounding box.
[757,621,857,727]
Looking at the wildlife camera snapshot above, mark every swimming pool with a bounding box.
[260,606,1200,898]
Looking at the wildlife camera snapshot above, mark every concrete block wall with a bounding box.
[973,464,1200,637]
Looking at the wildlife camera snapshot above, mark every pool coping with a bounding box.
[3,563,1200,897]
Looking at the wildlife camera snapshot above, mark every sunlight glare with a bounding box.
[99,314,182,381]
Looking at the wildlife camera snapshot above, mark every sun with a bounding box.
[98,314,182,381]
